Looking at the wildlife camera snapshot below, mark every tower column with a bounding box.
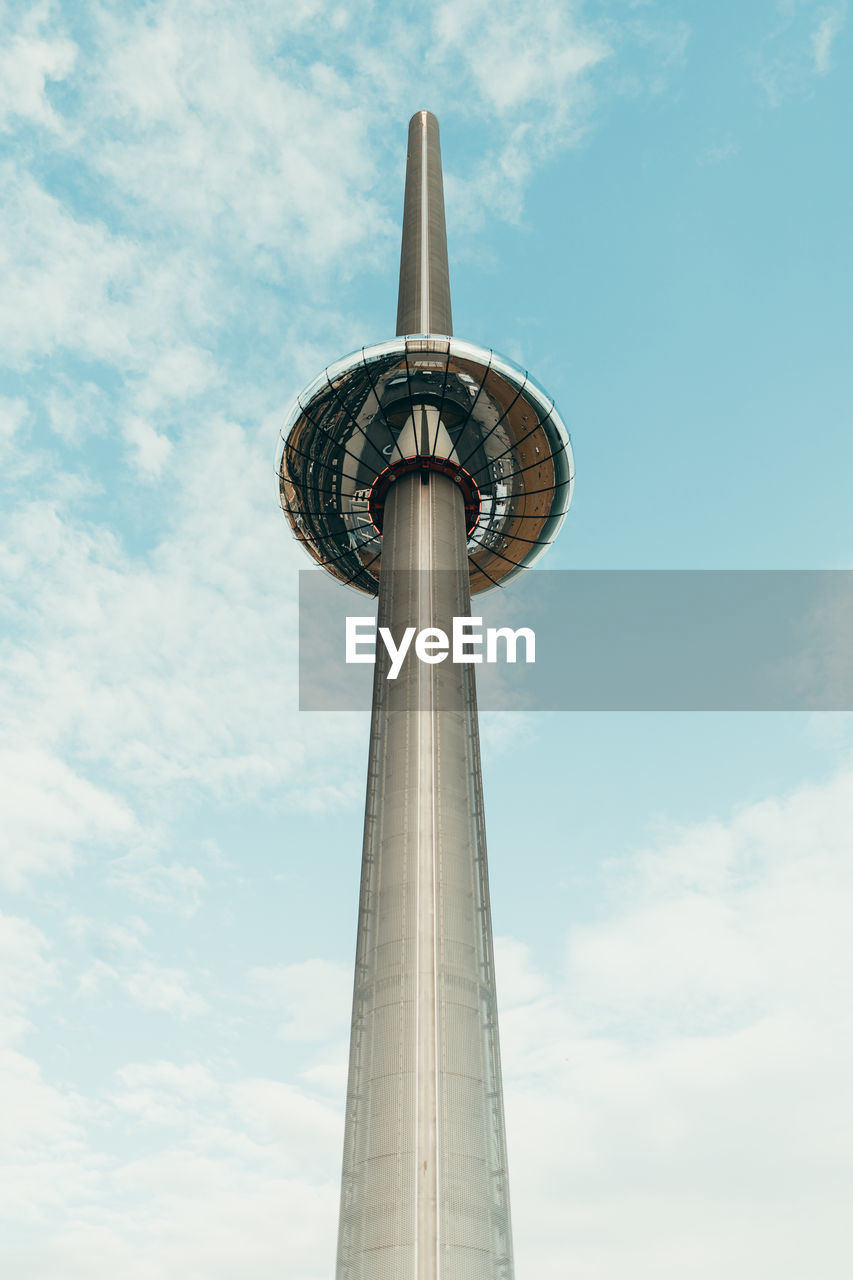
[280,110,573,1277]
[335,108,513,1280]
[280,104,573,1280]
[336,467,513,1279]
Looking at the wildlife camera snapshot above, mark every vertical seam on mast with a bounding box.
[420,112,429,334]
[430,483,441,1278]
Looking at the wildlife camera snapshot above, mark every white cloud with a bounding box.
[494,764,853,1278]
[43,379,110,445]
[0,1051,341,1277]
[431,0,612,224]
[106,854,207,917]
[0,5,76,133]
[87,1,394,273]
[812,3,847,73]
[0,394,28,443]
[0,915,56,1045]
[0,749,136,890]
[74,946,209,1015]
[755,0,848,102]
[249,958,351,1042]
[0,168,147,368]
[0,420,365,809]
[432,0,608,116]
[230,1076,342,1170]
[122,961,209,1017]
[122,417,174,479]
[0,917,96,1231]
[697,138,740,166]
[66,914,150,955]
[112,1061,220,1125]
[2,758,851,1275]
[0,1048,95,1230]
[133,346,219,412]
[0,395,37,481]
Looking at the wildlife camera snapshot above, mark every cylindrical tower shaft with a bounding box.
[396,111,453,337]
[336,471,513,1279]
[281,104,572,1277]
[336,110,513,1280]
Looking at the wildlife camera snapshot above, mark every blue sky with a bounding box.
[1,1,852,1275]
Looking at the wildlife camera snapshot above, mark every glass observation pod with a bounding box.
[278,335,575,595]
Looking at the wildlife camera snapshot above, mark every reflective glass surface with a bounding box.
[278,336,574,594]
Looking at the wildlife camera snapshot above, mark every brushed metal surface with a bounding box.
[396,111,453,338]
[335,469,514,1280]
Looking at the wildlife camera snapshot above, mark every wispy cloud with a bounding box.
[496,764,853,1277]
[697,138,740,166]
[122,961,210,1016]
[812,3,847,73]
[0,749,136,891]
[1,761,852,1273]
[754,0,848,103]
[0,4,76,133]
[0,914,57,1045]
[249,958,351,1042]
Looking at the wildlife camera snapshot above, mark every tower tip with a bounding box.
[398,110,451,336]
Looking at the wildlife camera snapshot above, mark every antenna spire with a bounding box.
[396,110,453,336]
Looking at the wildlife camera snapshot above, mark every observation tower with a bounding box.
[278,112,574,1280]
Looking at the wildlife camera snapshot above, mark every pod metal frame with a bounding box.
[278,334,574,595]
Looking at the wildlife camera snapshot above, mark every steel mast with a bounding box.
[279,109,575,1280]
[336,111,513,1279]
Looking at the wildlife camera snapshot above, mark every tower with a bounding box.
[278,112,573,1280]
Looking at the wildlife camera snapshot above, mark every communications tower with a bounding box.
[278,112,574,1280]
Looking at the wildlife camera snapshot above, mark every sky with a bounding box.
[1,0,852,1276]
